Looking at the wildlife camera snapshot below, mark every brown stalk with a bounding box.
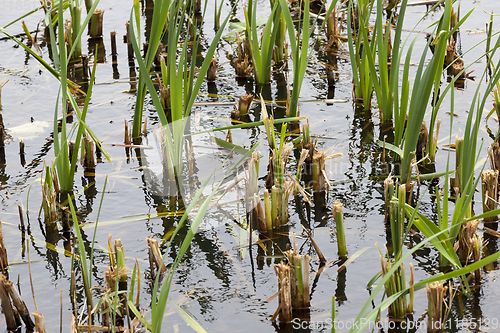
[481,170,499,222]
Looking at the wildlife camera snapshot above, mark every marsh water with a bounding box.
[1,0,500,332]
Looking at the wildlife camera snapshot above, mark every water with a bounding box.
[1,0,500,332]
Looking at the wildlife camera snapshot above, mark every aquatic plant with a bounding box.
[347,0,375,110]
[245,0,281,85]
[129,0,232,186]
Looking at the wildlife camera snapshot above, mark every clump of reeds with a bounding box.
[89,9,104,38]
[332,202,347,258]
[380,254,408,319]
[481,170,499,222]
[273,239,310,322]
[274,262,292,322]
[285,247,310,309]
[426,281,445,333]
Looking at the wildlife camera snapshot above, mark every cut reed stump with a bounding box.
[238,94,254,117]
[82,134,95,173]
[458,219,479,264]
[89,10,104,38]
[81,54,89,81]
[19,140,26,166]
[110,31,117,57]
[125,21,134,63]
[274,262,293,322]
[384,178,394,222]
[33,312,46,333]
[426,281,445,333]
[285,249,310,309]
[416,121,428,159]
[333,202,347,258]
[207,58,217,82]
[482,170,499,222]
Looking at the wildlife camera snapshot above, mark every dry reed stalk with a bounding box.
[152,42,163,69]
[238,94,254,116]
[0,274,17,330]
[301,225,327,263]
[82,135,95,172]
[489,142,500,174]
[18,204,25,232]
[312,151,326,192]
[416,121,428,158]
[81,54,89,81]
[0,78,8,109]
[20,140,26,166]
[235,54,253,78]
[384,178,394,222]
[125,21,134,62]
[207,58,217,82]
[146,237,167,276]
[274,262,292,322]
[481,170,499,222]
[408,263,414,314]
[264,189,273,230]
[70,314,77,333]
[0,222,8,274]
[254,194,267,233]
[124,120,131,145]
[4,277,35,329]
[110,31,117,56]
[458,219,479,264]
[426,281,445,333]
[89,9,104,37]
[61,206,71,232]
[472,235,483,281]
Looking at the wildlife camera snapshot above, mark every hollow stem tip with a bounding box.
[332,202,347,257]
